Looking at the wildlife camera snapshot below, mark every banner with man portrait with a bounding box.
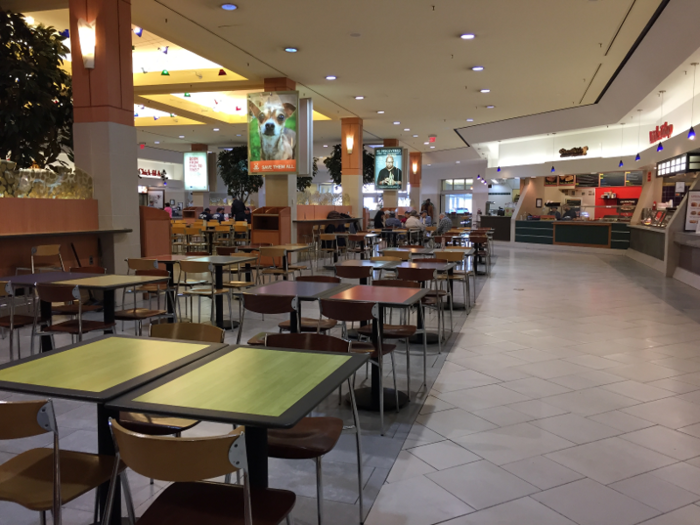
[374,147,403,190]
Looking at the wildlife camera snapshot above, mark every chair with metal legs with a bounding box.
[0,282,34,361]
[265,333,365,525]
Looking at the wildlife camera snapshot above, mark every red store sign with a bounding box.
[649,122,673,144]
[138,167,169,179]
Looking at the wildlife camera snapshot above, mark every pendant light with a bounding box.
[618,123,625,168]
[550,134,556,173]
[657,91,666,152]
[689,63,698,140]
[635,109,643,161]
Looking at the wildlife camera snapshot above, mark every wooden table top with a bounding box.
[274,244,312,252]
[143,254,197,263]
[382,247,434,255]
[440,247,476,255]
[0,272,93,287]
[235,244,270,252]
[55,274,167,290]
[0,336,224,402]
[106,346,368,428]
[189,255,259,266]
[396,261,457,271]
[244,280,350,299]
[328,285,428,306]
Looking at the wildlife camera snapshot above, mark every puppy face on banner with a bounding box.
[247,91,298,174]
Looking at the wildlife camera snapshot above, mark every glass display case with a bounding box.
[541,203,637,222]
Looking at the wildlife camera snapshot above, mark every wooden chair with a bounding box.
[0,400,130,525]
[172,225,188,254]
[185,226,208,253]
[370,255,400,279]
[335,265,372,283]
[16,244,65,274]
[236,294,299,346]
[470,233,491,276]
[212,225,232,250]
[233,223,249,245]
[32,284,115,351]
[319,234,338,265]
[259,247,295,282]
[265,333,364,525]
[434,250,475,311]
[382,250,411,261]
[103,420,295,525]
[0,282,34,361]
[178,261,233,326]
[114,269,173,335]
[319,299,397,435]
[347,235,370,259]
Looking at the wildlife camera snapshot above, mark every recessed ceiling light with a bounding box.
[154,141,160,144]
[456,161,461,164]
[424,142,429,145]
[284,47,298,53]
[472,66,484,71]
[179,135,185,138]
[213,128,220,131]
[404,128,410,131]
[466,118,474,122]
[430,146,435,149]
[323,144,328,147]
[377,110,384,114]
[355,96,364,100]
[325,75,337,80]
[413,134,418,138]
[221,3,237,10]
[427,164,432,166]
[480,89,490,93]
[393,121,400,125]
[236,134,241,137]
[486,105,495,109]
[460,33,475,40]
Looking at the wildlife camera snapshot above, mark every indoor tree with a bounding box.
[0,11,73,168]
[322,144,375,185]
[217,146,263,204]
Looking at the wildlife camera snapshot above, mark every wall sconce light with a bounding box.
[345,134,354,155]
[77,18,96,69]
[412,162,418,175]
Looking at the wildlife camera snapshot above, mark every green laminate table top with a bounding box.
[54,274,166,289]
[0,336,225,402]
[106,346,368,428]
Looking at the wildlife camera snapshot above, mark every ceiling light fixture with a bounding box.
[355,96,364,100]
[635,108,642,161]
[221,3,238,10]
[460,33,475,40]
[413,135,418,138]
[184,93,191,97]
[213,128,220,131]
[377,110,384,114]
[424,142,429,145]
[179,135,185,138]
[284,47,298,53]
[154,141,160,144]
[133,26,143,37]
[486,105,495,109]
[430,146,435,149]
[472,66,484,71]
[161,69,170,76]
[551,166,556,173]
[325,75,337,80]
[497,167,501,172]
[690,63,698,140]
[393,121,400,125]
[618,123,625,168]
[466,118,474,122]
[456,161,461,164]
[656,90,666,152]
[323,144,328,148]
[404,128,410,131]
[480,89,490,93]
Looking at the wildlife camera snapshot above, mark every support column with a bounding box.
[263,78,298,241]
[341,117,364,221]
[70,0,139,274]
[190,144,209,208]
[409,151,422,210]
[382,139,399,209]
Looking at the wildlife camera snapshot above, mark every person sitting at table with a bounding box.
[373,210,385,229]
[405,211,425,231]
[420,210,432,226]
[385,212,402,228]
[211,207,226,222]
[244,207,252,223]
[199,207,213,221]
[400,211,410,224]
[436,213,453,235]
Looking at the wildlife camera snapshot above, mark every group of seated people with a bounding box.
[373,209,455,236]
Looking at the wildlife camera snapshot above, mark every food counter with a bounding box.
[629,225,667,261]
[515,220,629,249]
[480,215,512,241]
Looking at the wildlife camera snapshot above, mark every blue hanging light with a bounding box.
[689,126,696,140]
[635,153,641,161]
[497,166,501,172]
[618,160,624,168]
[133,26,143,37]
[551,166,555,173]
[657,142,664,152]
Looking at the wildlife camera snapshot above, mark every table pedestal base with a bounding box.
[351,387,409,411]
[409,332,440,345]
[452,302,469,311]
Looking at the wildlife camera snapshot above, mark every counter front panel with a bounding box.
[515,221,628,250]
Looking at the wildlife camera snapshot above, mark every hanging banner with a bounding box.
[247,91,299,175]
[374,148,403,190]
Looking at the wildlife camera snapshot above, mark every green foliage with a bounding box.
[323,144,375,185]
[0,11,73,168]
[296,156,318,192]
[217,146,263,204]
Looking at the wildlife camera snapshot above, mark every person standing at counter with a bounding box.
[164,203,173,218]
[373,210,385,228]
[562,206,578,220]
[231,197,247,222]
[548,206,561,220]
[436,213,453,235]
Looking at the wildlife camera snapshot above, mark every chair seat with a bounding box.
[247,332,271,345]
[268,417,343,460]
[114,308,167,321]
[42,320,115,334]
[261,268,292,275]
[0,315,34,328]
[350,341,396,358]
[358,324,417,339]
[184,288,228,297]
[137,481,295,525]
[287,264,307,271]
[425,290,448,297]
[222,281,255,289]
[52,303,102,314]
[118,411,199,436]
[278,318,337,332]
[135,284,168,293]
[0,448,121,511]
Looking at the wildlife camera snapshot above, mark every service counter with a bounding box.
[479,215,511,242]
[629,225,667,261]
[675,232,700,278]
[515,220,629,249]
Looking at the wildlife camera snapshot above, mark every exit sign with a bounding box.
[429,136,436,143]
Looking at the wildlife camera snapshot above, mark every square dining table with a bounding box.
[326,285,428,411]
[241,280,351,333]
[106,345,368,489]
[188,255,260,329]
[0,335,226,523]
[380,247,434,257]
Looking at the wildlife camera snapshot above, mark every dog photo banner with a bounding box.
[375,148,403,190]
[247,91,299,175]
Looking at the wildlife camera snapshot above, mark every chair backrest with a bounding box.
[126,258,159,271]
[32,244,61,257]
[348,234,366,242]
[470,234,488,243]
[215,225,230,232]
[234,224,249,233]
[434,251,465,262]
[185,227,201,235]
[320,299,375,323]
[35,283,80,303]
[383,250,411,261]
[370,256,401,262]
[216,247,237,256]
[319,234,337,241]
[372,279,420,289]
[396,267,436,284]
[265,333,350,353]
[110,419,246,482]
[296,275,341,283]
[413,258,447,263]
[335,265,372,280]
[0,400,54,439]
[69,266,107,274]
[135,268,169,281]
[150,322,225,343]
[242,294,296,315]
[260,247,287,259]
[179,260,213,275]
[172,226,187,234]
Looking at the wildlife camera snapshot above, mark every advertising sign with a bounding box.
[544,176,558,187]
[184,152,208,191]
[558,175,575,187]
[685,190,700,231]
[247,91,298,175]
[374,148,403,190]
